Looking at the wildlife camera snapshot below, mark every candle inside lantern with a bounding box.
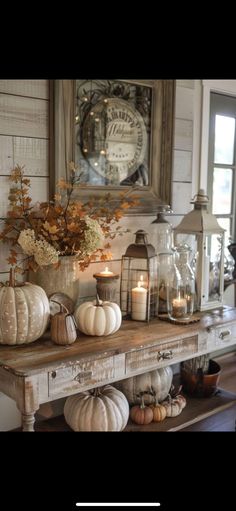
[172,296,187,318]
[131,276,148,321]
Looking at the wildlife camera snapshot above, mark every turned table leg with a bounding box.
[22,412,36,432]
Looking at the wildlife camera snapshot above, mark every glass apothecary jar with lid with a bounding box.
[152,204,173,253]
[152,205,174,314]
[167,243,195,322]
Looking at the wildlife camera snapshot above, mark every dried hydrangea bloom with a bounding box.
[18,229,37,256]
[79,217,104,257]
[33,239,59,266]
[18,229,59,267]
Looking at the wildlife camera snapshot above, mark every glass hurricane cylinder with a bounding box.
[29,256,80,306]
[167,244,195,322]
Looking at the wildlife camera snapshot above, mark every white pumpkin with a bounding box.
[0,272,50,345]
[74,297,122,336]
[64,385,129,431]
[162,397,183,417]
[115,366,173,405]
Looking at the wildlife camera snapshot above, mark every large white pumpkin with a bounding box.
[115,366,173,405]
[74,298,122,336]
[0,281,50,345]
[64,385,129,431]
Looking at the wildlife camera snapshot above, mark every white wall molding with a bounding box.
[200,80,236,191]
[192,80,202,196]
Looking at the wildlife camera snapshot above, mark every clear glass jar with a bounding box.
[167,244,195,322]
[157,251,174,313]
[224,237,235,281]
[152,205,173,254]
[152,205,174,314]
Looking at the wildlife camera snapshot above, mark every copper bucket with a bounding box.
[181,359,221,397]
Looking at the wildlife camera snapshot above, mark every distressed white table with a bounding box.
[1,306,236,431]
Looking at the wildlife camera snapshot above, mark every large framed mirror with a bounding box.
[51,79,175,214]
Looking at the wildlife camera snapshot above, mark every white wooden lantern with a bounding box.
[174,189,225,311]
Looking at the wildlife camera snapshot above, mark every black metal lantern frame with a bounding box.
[120,230,158,322]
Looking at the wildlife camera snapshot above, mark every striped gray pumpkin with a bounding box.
[115,366,173,405]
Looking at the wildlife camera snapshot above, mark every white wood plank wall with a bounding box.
[0,79,196,429]
[0,80,50,430]
[0,80,49,282]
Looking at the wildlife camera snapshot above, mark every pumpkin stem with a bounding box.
[50,299,69,315]
[93,387,101,397]
[96,293,103,307]
[137,391,149,409]
[140,394,145,409]
[151,387,159,406]
[9,267,15,287]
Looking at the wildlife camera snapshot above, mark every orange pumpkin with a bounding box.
[149,403,166,422]
[149,387,166,422]
[130,394,153,425]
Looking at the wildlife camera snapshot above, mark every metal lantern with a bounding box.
[120,230,158,321]
[174,189,225,311]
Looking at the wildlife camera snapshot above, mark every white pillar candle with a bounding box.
[99,266,114,276]
[172,297,187,318]
[131,281,148,321]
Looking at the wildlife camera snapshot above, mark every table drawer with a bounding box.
[48,356,114,397]
[126,335,198,374]
[214,323,236,348]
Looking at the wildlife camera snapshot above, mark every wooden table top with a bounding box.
[0,306,236,375]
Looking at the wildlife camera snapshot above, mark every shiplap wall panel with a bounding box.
[174,119,193,151]
[0,80,49,99]
[13,138,49,176]
[175,87,194,120]
[0,80,49,431]
[0,136,13,173]
[0,177,13,217]
[0,241,11,272]
[24,177,49,208]
[0,175,49,217]
[0,94,48,138]
[0,273,10,282]
[173,150,192,182]
[176,80,195,89]
[172,182,192,215]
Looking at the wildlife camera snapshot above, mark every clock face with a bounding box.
[82,98,148,183]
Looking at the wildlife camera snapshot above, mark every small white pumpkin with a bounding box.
[162,396,183,417]
[115,366,173,405]
[0,269,50,345]
[64,385,129,431]
[74,295,122,336]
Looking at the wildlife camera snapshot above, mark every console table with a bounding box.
[1,306,236,431]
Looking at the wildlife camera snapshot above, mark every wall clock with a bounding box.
[53,79,176,214]
[81,97,148,184]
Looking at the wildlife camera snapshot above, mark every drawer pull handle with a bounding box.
[74,370,92,383]
[219,330,231,340]
[157,350,173,361]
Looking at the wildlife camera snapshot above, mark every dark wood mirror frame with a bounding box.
[49,80,176,215]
